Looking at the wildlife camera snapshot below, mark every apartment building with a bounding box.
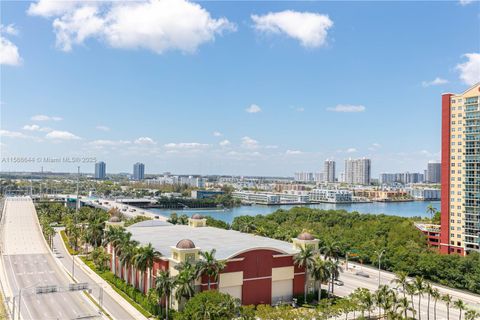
[440,83,480,255]
[344,158,371,185]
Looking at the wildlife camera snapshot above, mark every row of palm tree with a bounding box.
[390,272,478,320]
[293,240,343,304]
[103,226,226,319]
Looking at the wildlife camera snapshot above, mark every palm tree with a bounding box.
[454,299,467,320]
[293,245,315,304]
[406,282,417,319]
[443,294,453,320]
[396,297,414,319]
[425,282,433,320]
[375,284,391,318]
[356,288,374,319]
[465,310,480,320]
[102,226,126,276]
[119,240,139,283]
[174,268,195,307]
[413,276,426,320]
[155,270,176,320]
[197,249,226,290]
[320,240,341,261]
[133,243,162,293]
[326,259,342,297]
[311,256,330,302]
[426,204,437,221]
[431,288,441,320]
[392,271,409,300]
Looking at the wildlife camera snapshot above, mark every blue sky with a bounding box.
[1,0,479,176]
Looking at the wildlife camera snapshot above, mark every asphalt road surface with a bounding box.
[0,197,102,320]
[336,261,480,319]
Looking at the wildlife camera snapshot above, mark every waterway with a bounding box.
[149,200,441,224]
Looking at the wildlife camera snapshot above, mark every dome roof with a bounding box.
[108,216,121,223]
[176,239,196,249]
[297,232,315,241]
[191,214,203,220]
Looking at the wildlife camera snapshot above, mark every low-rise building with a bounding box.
[191,190,225,199]
[309,188,353,203]
[407,188,441,200]
[107,216,317,308]
[232,191,281,205]
[415,223,441,249]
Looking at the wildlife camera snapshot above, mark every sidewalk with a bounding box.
[53,229,149,320]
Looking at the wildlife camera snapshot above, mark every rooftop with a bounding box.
[127,223,299,260]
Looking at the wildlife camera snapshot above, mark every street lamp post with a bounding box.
[72,166,80,279]
[377,249,385,287]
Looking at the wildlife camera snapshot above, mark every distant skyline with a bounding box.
[1,0,479,176]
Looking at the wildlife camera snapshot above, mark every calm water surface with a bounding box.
[149,201,441,223]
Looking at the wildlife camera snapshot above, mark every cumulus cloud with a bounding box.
[246,104,261,113]
[0,24,21,66]
[0,129,31,139]
[459,0,474,5]
[45,130,80,140]
[96,125,110,131]
[164,142,209,149]
[22,124,52,132]
[327,104,366,113]
[456,53,480,86]
[31,114,63,121]
[219,139,230,147]
[88,139,131,148]
[346,148,357,153]
[251,10,333,48]
[422,77,448,87]
[134,137,156,145]
[241,136,259,149]
[28,0,236,54]
[213,131,222,137]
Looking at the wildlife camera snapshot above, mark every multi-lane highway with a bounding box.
[337,261,480,319]
[0,197,102,320]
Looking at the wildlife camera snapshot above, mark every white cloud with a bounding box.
[45,130,80,140]
[346,148,357,153]
[0,25,21,66]
[164,142,209,149]
[22,124,52,132]
[246,104,261,113]
[28,0,81,17]
[241,136,259,149]
[96,125,110,131]
[134,137,156,145]
[219,139,230,147]
[0,129,30,139]
[31,114,63,121]
[29,0,236,54]
[1,24,19,36]
[295,107,304,112]
[286,149,302,155]
[456,53,480,86]
[459,0,474,5]
[422,77,448,87]
[213,131,222,137]
[327,104,366,113]
[88,139,131,148]
[251,10,333,48]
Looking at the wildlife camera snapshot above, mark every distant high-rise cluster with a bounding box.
[133,162,145,180]
[94,161,106,179]
[344,158,371,185]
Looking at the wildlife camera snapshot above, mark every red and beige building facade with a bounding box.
[107,215,317,309]
[440,83,480,255]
